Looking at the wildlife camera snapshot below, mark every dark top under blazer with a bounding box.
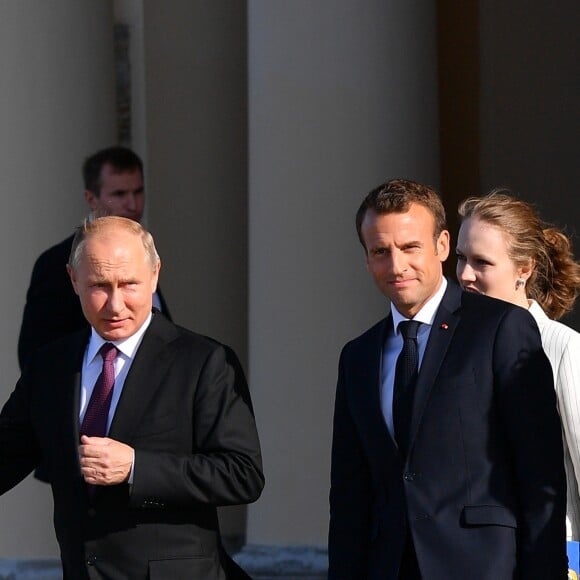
[329,282,567,580]
[0,312,263,579]
[18,234,172,370]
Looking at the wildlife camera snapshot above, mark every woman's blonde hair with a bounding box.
[458,190,580,320]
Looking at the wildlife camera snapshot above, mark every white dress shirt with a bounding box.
[381,278,447,436]
[529,299,580,541]
[79,313,152,432]
[79,313,152,484]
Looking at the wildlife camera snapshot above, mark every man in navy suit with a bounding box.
[328,179,567,578]
[18,146,171,371]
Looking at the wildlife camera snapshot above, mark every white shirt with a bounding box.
[529,300,580,541]
[381,278,447,436]
[79,313,153,432]
[79,313,152,484]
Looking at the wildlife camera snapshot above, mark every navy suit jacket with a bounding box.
[0,312,263,579]
[18,234,172,370]
[329,282,567,579]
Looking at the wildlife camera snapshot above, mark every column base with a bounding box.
[233,544,328,578]
[0,559,62,579]
[0,545,329,579]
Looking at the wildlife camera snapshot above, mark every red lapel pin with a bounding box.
[440,323,449,330]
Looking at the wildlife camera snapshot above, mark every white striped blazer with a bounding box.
[529,300,580,540]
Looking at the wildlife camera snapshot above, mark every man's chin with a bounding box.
[97,322,132,341]
[385,292,428,318]
[384,287,415,306]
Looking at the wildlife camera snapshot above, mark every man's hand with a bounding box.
[79,435,134,486]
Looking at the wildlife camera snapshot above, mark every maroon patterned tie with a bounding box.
[80,343,118,438]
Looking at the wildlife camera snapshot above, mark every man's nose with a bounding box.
[389,252,406,276]
[107,288,123,314]
[125,193,137,211]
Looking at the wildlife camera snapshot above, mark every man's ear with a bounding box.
[66,264,80,296]
[363,249,371,271]
[84,189,98,211]
[436,229,450,262]
[151,260,161,292]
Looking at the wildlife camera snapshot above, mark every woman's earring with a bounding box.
[515,278,526,290]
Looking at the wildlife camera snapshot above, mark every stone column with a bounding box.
[242,0,440,575]
[0,0,116,558]
[141,0,249,547]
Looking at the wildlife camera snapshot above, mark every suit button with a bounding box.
[87,508,96,517]
[403,472,415,481]
[87,555,97,566]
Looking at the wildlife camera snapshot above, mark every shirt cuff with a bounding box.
[128,449,135,485]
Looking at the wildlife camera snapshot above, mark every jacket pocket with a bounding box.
[461,504,517,528]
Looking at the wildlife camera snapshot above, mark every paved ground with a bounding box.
[0,559,62,579]
[0,545,328,579]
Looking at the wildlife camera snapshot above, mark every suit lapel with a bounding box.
[156,288,172,322]
[408,282,462,456]
[108,313,179,442]
[51,330,89,472]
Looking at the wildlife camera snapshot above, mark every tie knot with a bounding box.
[99,342,118,363]
[399,320,421,340]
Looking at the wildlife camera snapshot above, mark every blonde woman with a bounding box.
[456,190,580,540]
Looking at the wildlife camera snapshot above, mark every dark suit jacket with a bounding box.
[329,282,567,579]
[0,312,263,579]
[18,234,172,370]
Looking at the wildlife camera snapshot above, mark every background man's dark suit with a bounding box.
[0,311,263,579]
[329,282,567,579]
[18,234,171,370]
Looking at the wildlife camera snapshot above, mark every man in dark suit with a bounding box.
[328,179,567,579]
[0,216,263,579]
[18,146,170,371]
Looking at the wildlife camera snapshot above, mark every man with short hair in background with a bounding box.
[18,146,171,371]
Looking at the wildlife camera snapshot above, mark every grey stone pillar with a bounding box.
[243,0,439,575]
[141,0,249,547]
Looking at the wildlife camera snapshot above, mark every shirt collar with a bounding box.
[391,277,447,335]
[528,299,549,327]
[87,312,153,364]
